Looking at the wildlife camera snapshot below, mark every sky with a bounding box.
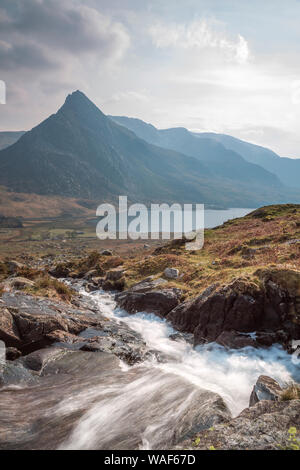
[0,0,300,157]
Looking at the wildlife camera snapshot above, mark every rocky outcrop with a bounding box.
[115,277,182,317]
[166,269,300,350]
[164,267,179,279]
[176,399,300,450]
[0,292,154,364]
[0,277,36,291]
[249,375,282,407]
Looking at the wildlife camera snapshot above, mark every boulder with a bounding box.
[176,399,300,450]
[100,250,113,256]
[6,347,21,361]
[116,288,181,317]
[166,270,300,350]
[19,347,67,373]
[164,267,179,279]
[106,268,125,281]
[249,375,282,407]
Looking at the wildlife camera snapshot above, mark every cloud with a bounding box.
[149,19,250,64]
[0,0,130,71]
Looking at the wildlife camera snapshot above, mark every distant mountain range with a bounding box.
[0,91,299,212]
[111,116,300,191]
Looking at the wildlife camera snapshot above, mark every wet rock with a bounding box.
[215,331,257,349]
[167,284,219,333]
[0,360,39,387]
[116,288,181,317]
[19,348,67,373]
[164,268,179,279]
[0,306,22,348]
[176,399,300,450]
[0,292,102,354]
[249,375,282,407]
[6,347,21,361]
[0,358,231,450]
[169,332,194,345]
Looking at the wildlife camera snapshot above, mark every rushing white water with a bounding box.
[80,288,300,417]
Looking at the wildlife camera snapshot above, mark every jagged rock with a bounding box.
[0,306,22,348]
[166,284,219,333]
[249,375,282,406]
[176,399,300,450]
[164,267,179,279]
[169,332,194,345]
[166,269,300,350]
[215,330,257,349]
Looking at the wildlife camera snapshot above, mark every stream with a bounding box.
[57,286,299,449]
[0,285,299,450]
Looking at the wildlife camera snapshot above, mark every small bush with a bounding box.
[52,279,73,300]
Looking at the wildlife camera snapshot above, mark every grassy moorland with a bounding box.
[0,204,298,303]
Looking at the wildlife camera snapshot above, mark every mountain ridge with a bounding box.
[0,90,299,210]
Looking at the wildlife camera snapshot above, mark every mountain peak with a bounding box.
[60,90,106,121]
[65,89,93,106]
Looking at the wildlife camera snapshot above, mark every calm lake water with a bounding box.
[204,207,255,228]
[95,207,256,238]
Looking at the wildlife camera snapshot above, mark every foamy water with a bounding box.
[82,288,300,416]
[56,285,299,449]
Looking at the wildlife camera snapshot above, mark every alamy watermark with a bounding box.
[96,196,204,250]
[0,80,6,104]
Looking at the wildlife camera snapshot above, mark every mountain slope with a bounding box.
[0,131,25,150]
[0,91,298,208]
[110,116,282,188]
[195,132,300,190]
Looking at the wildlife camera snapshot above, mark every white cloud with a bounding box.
[149,19,250,64]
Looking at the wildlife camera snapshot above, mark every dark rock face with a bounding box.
[116,289,181,317]
[176,399,300,450]
[249,375,282,407]
[166,270,300,350]
[116,278,182,317]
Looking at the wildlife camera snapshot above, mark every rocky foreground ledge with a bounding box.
[116,268,300,351]
[0,276,298,449]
